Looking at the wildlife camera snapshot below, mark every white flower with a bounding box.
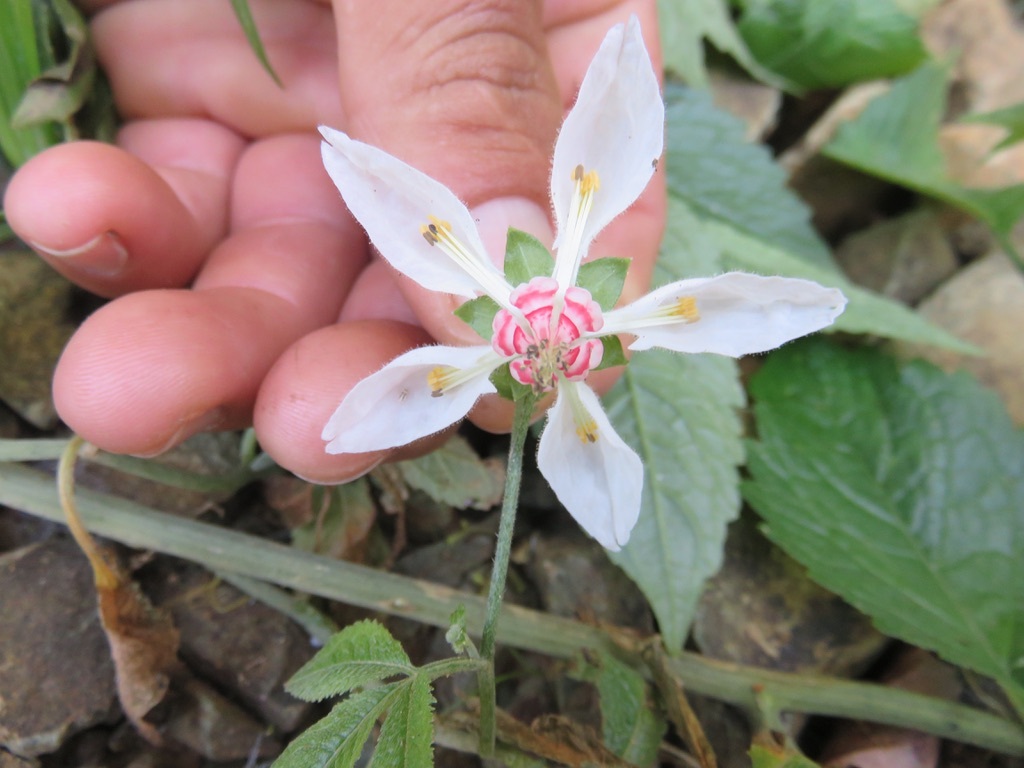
[319,16,846,551]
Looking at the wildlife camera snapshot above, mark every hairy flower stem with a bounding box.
[478,392,537,755]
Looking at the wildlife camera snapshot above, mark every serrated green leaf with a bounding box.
[272,683,400,768]
[606,350,745,651]
[396,435,503,510]
[665,84,837,270]
[744,340,1024,716]
[230,0,283,87]
[823,62,1024,262]
[503,228,554,286]
[577,257,630,311]
[749,743,822,768]
[453,295,500,341]
[657,0,782,87]
[593,334,627,372]
[371,675,435,768]
[964,101,1024,152]
[286,620,414,702]
[584,652,666,766]
[705,220,978,353]
[737,0,926,90]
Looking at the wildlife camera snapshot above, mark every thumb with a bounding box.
[333,0,560,343]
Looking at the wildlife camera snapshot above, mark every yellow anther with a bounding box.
[421,216,454,246]
[427,366,455,397]
[671,296,700,322]
[576,419,599,444]
[572,164,600,195]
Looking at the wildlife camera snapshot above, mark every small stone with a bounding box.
[144,563,314,732]
[896,250,1024,425]
[0,252,76,429]
[525,533,652,631]
[0,539,118,758]
[694,514,886,677]
[835,209,958,304]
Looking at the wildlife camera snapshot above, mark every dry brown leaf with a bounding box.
[643,641,718,768]
[494,710,634,768]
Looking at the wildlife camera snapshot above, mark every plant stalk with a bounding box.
[477,393,536,755]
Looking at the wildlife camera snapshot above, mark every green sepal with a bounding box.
[593,335,628,372]
[445,606,471,656]
[503,228,554,286]
[453,296,501,341]
[489,364,532,403]
[577,257,630,311]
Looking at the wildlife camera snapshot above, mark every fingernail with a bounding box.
[130,409,225,458]
[472,196,553,269]
[31,231,128,277]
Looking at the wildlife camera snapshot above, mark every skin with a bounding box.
[4,0,665,483]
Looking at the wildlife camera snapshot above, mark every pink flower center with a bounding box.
[491,276,605,392]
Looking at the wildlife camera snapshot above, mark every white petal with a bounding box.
[322,345,501,454]
[537,383,643,551]
[550,16,664,262]
[603,272,847,356]
[320,127,512,301]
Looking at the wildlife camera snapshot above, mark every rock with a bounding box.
[921,0,1024,113]
[524,533,653,631]
[144,563,314,732]
[693,514,887,677]
[897,251,1024,425]
[0,252,75,429]
[835,209,958,304]
[0,538,118,758]
[0,751,36,767]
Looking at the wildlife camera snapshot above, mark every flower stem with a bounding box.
[478,393,536,756]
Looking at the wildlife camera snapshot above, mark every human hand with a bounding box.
[4,0,665,482]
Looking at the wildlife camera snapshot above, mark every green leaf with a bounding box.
[286,620,414,702]
[823,62,1024,263]
[657,0,782,88]
[606,350,745,651]
[749,743,822,768]
[665,83,837,270]
[577,257,630,311]
[582,651,666,766]
[272,683,400,768]
[744,340,1024,716]
[453,295,500,341]
[230,0,283,87]
[737,0,927,90]
[705,220,978,353]
[396,435,504,510]
[503,228,554,286]
[593,334,628,372]
[371,675,435,768]
[964,101,1024,152]
[0,0,65,165]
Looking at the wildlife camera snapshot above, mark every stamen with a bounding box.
[427,366,455,397]
[553,165,601,290]
[417,214,518,314]
[565,385,600,444]
[671,296,700,322]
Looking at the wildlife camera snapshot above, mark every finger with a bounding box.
[333,0,563,345]
[53,134,369,457]
[254,320,439,483]
[90,0,343,134]
[4,120,243,296]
